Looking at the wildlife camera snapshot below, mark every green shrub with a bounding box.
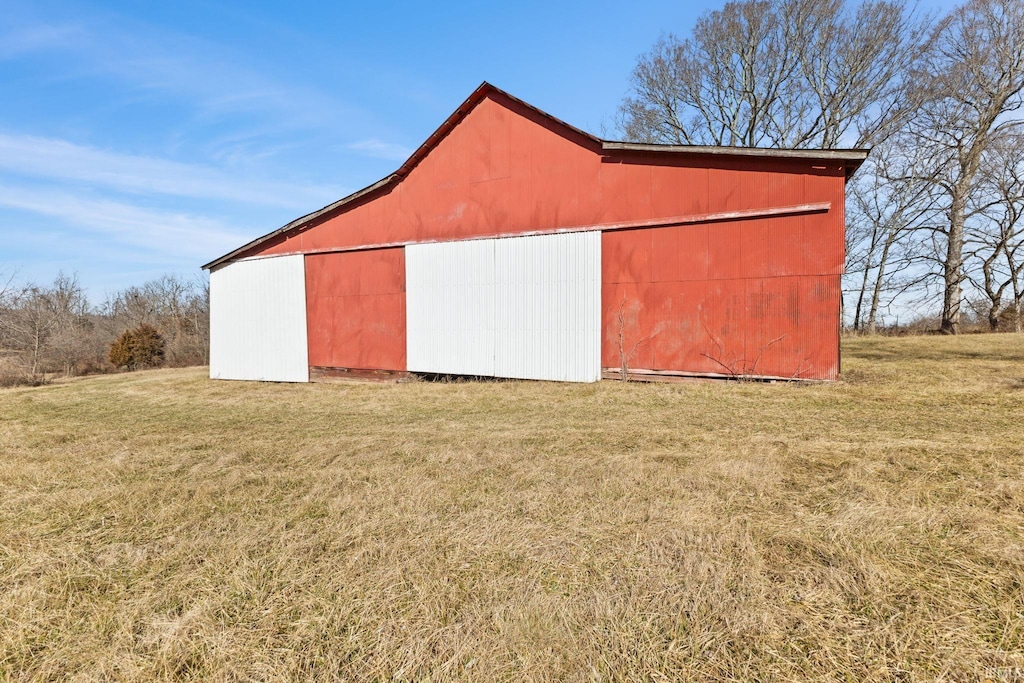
[109,323,165,370]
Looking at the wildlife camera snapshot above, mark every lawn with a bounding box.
[1,334,1022,681]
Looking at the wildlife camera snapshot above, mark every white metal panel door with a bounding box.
[494,232,601,382]
[209,254,309,382]
[406,239,496,376]
[406,232,601,382]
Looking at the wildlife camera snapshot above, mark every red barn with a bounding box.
[203,83,866,383]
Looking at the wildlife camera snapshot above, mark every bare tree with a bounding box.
[619,0,928,148]
[0,284,63,379]
[847,142,941,332]
[901,0,1024,333]
[0,268,15,302]
[45,273,91,376]
[965,133,1024,330]
[102,285,157,329]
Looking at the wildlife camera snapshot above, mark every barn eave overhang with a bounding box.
[599,142,869,178]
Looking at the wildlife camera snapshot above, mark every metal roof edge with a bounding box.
[202,174,397,271]
[601,141,870,182]
[602,141,869,166]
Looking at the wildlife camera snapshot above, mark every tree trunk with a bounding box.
[867,271,883,334]
[853,248,873,332]
[941,188,968,334]
[31,329,41,378]
[867,228,898,334]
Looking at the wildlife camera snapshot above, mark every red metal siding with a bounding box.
[251,94,833,258]
[601,213,844,380]
[305,249,406,371]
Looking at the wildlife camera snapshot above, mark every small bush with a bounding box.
[109,324,165,371]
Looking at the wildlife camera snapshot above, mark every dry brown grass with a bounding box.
[1,333,1022,681]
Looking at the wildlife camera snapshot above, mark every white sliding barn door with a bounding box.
[494,232,601,382]
[405,239,496,376]
[209,254,309,382]
[405,231,601,382]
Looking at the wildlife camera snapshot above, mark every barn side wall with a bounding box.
[232,92,849,381]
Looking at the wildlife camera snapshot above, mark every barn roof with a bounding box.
[203,82,869,271]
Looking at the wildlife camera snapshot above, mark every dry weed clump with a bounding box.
[1,333,1022,680]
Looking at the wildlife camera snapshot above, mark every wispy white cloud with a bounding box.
[0,185,252,261]
[0,11,368,135]
[346,138,414,162]
[0,3,411,293]
[0,22,85,58]
[0,132,342,209]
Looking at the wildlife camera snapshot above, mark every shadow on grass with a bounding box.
[851,348,1015,362]
[845,334,1024,364]
[412,373,511,383]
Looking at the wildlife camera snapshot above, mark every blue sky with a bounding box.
[1,0,957,300]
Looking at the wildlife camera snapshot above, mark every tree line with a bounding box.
[0,271,209,385]
[620,0,1024,333]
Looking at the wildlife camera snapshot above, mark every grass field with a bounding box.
[1,334,1022,681]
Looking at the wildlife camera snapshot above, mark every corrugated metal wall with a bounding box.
[305,248,406,371]
[209,255,309,382]
[601,214,842,380]
[494,232,601,382]
[406,239,496,376]
[406,232,601,382]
